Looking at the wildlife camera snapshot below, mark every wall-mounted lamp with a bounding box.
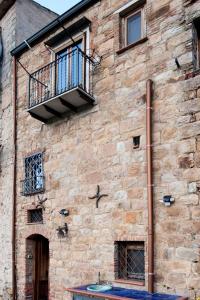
[59,209,69,217]
[160,195,175,207]
[56,223,68,238]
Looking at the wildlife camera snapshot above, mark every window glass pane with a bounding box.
[57,41,82,93]
[127,248,145,280]
[71,41,83,87]
[24,153,44,195]
[57,48,69,93]
[127,11,142,45]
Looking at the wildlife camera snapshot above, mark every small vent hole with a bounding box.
[133,136,140,149]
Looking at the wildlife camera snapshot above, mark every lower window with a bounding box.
[27,208,43,224]
[114,241,145,282]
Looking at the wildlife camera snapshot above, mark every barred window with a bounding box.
[22,153,45,196]
[114,241,145,282]
[27,209,43,224]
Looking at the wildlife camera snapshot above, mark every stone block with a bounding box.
[188,182,197,193]
[176,247,199,262]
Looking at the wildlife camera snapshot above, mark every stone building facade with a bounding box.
[10,0,200,299]
[0,1,57,299]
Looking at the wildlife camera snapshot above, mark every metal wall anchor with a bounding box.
[89,185,108,208]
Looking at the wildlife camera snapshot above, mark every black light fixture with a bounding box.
[56,223,68,238]
[59,209,69,217]
[161,195,175,207]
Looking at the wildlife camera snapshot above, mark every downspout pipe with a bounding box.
[146,79,154,293]
[12,55,17,300]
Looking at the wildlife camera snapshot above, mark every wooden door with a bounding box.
[26,235,49,300]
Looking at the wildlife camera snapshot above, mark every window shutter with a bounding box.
[192,22,198,70]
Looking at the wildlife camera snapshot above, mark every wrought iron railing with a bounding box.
[21,176,45,196]
[29,48,94,108]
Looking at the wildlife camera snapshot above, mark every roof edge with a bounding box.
[11,0,100,57]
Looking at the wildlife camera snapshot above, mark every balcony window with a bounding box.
[21,153,45,196]
[57,40,83,93]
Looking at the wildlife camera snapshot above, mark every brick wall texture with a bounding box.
[6,0,200,299]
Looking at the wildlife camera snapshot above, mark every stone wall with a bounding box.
[0,1,57,298]
[15,0,200,300]
[0,6,17,299]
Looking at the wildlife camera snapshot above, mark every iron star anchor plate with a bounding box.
[89,185,108,208]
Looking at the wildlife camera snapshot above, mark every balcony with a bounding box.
[28,48,95,122]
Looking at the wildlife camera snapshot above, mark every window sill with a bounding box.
[185,68,200,80]
[116,37,148,55]
[27,222,43,225]
[114,279,145,286]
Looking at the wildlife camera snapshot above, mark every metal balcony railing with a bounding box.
[29,48,94,109]
[21,176,45,196]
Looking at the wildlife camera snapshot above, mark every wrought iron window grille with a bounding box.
[27,208,43,224]
[114,241,145,282]
[21,153,45,196]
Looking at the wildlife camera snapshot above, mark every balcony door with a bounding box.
[56,40,83,95]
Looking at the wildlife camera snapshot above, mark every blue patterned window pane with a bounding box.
[127,11,142,45]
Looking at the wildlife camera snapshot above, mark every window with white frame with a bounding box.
[123,6,145,47]
[117,0,147,51]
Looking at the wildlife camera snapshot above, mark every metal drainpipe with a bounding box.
[12,55,17,300]
[146,79,154,293]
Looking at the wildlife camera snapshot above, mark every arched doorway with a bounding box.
[26,234,49,300]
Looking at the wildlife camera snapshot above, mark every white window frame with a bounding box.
[125,7,145,47]
[51,27,90,92]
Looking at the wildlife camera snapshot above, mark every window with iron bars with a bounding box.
[114,241,145,282]
[22,153,45,196]
[27,209,43,224]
